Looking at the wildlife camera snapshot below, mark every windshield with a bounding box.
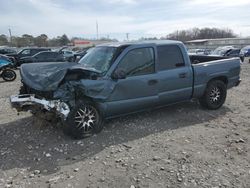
[78,46,117,74]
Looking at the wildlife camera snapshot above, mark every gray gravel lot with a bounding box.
[0,61,250,188]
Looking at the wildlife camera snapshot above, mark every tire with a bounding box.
[2,69,16,81]
[63,101,104,139]
[199,80,227,110]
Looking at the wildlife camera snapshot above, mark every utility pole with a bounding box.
[126,33,129,41]
[8,28,12,46]
[96,21,99,40]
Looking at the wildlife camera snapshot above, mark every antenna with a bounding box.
[96,21,99,40]
[8,28,12,45]
[126,33,129,41]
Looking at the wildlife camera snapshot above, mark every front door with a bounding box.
[105,47,158,117]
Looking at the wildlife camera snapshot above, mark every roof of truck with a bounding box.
[98,40,183,47]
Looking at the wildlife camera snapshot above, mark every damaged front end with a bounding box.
[10,62,115,120]
[10,94,70,119]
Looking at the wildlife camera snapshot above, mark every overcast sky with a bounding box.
[0,0,250,40]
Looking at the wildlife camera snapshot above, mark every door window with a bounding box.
[157,45,185,71]
[117,47,155,77]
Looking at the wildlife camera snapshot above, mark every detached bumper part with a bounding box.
[10,94,70,119]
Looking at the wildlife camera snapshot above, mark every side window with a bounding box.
[21,49,31,55]
[117,47,155,77]
[157,45,185,71]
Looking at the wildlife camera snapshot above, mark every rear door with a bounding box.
[105,47,158,117]
[156,45,193,105]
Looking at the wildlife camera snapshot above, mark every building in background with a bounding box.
[185,37,250,50]
[72,39,112,48]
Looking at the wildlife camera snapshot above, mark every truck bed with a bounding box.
[189,54,229,64]
[191,57,241,98]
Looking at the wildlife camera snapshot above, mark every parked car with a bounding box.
[211,46,234,56]
[19,51,65,65]
[62,50,75,62]
[240,45,250,57]
[223,48,244,62]
[10,40,241,139]
[0,47,17,55]
[7,47,51,66]
[0,55,16,81]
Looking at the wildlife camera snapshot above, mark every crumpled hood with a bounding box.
[20,62,77,91]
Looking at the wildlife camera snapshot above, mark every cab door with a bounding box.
[105,47,159,117]
[156,45,193,105]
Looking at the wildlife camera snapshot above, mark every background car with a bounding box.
[19,51,65,65]
[240,45,250,57]
[224,48,244,62]
[7,47,51,66]
[62,50,75,62]
[0,47,17,55]
[211,46,235,56]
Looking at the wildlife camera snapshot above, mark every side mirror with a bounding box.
[112,69,126,80]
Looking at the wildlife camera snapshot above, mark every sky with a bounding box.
[0,0,250,40]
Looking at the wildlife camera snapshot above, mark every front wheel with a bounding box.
[199,80,227,110]
[63,101,104,139]
[2,69,17,81]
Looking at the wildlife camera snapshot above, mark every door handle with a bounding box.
[148,79,158,85]
[179,73,187,78]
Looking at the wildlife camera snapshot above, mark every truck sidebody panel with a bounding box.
[192,58,241,98]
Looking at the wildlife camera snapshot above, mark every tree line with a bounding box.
[163,27,237,42]
[0,27,238,47]
[0,34,71,47]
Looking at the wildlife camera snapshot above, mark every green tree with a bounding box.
[0,34,9,45]
[34,34,48,47]
[59,34,70,46]
[22,34,34,46]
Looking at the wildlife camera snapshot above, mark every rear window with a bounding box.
[157,45,185,71]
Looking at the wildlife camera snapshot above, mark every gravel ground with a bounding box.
[0,61,250,188]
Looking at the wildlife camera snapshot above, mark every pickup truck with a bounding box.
[10,40,241,139]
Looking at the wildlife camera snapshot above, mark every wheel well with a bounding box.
[208,76,228,85]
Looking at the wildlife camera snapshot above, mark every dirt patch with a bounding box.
[0,63,249,188]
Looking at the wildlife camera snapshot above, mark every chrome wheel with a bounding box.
[74,106,97,133]
[209,87,221,103]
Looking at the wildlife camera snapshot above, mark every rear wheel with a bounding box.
[199,80,227,110]
[63,101,104,139]
[2,69,16,81]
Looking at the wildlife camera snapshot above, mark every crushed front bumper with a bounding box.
[10,94,70,119]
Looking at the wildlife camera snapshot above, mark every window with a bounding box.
[79,47,118,74]
[157,45,185,71]
[117,47,154,77]
[21,49,31,55]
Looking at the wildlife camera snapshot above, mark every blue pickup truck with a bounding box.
[10,40,241,139]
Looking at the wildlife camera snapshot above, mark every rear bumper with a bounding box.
[10,94,70,119]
